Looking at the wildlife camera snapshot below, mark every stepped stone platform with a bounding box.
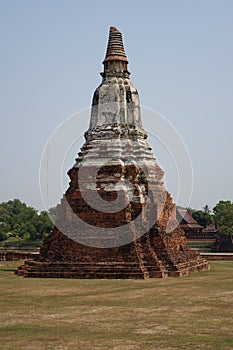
[16,27,209,279]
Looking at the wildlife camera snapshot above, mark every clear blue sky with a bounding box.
[1,0,233,211]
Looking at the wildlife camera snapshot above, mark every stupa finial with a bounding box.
[102,26,129,76]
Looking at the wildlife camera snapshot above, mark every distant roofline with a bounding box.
[176,208,203,228]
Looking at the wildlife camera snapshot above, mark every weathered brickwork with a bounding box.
[16,27,209,278]
[0,250,36,261]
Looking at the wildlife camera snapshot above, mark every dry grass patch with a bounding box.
[0,261,233,350]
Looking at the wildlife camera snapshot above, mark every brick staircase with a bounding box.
[16,260,166,279]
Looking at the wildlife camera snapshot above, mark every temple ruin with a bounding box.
[17,27,210,278]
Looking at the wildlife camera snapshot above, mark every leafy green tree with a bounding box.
[213,200,233,241]
[192,210,213,228]
[0,199,53,241]
[35,211,53,240]
[187,207,196,216]
[188,205,213,228]
[0,222,10,241]
[0,207,10,223]
[0,207,11,240]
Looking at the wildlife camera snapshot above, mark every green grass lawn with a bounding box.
[0,261,233,350]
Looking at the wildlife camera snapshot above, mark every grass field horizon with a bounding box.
[0,261,233,350]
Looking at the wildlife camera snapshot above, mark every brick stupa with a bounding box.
[17,27,209,278]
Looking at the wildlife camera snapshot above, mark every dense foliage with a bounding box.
[188,205,213,228]
[213,200,233,239]
[0,199,53,241]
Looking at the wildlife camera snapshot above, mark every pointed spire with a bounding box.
[104,26,128,62]
[102,27,129,77]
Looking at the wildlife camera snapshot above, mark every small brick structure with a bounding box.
[201,253,233,261]
[0,250,36,261]
[16,27,209,279]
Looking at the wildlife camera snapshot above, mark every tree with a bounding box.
[203,205,211,215]
[0,207,11,240]
[187,207,196,216]
[0,199,53,241]
[192,210,213,228]
[188,205,213,228]
[0,222,10,241]
[213,200,233,241]
[35,211,53,240]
